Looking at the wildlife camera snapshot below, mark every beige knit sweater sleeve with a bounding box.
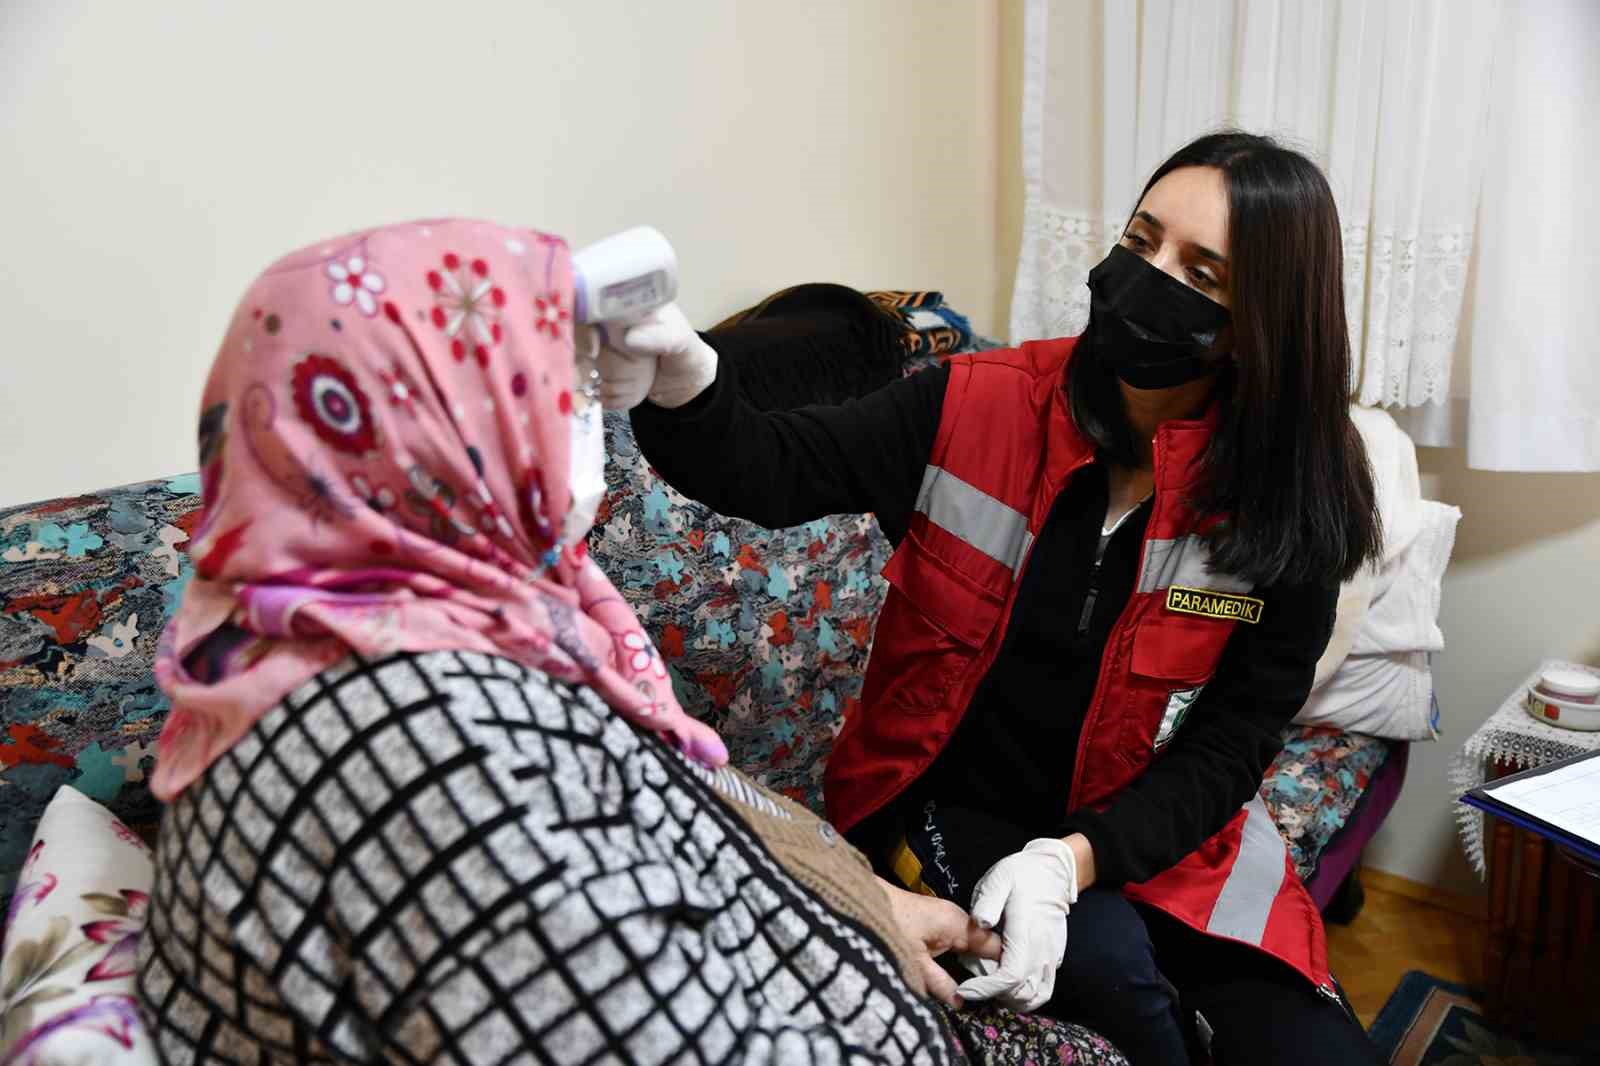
[696,764,927,998]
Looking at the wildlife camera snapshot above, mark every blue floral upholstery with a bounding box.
[588,413,889,812]
[0,354,1386,1066]
[1264,727,1392,880]
[1,475,200,908]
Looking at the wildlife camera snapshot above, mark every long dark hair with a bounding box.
[1070,130,1381,587]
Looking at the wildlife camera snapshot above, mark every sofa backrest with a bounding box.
[588,413,894,809]
[0,422,897,909]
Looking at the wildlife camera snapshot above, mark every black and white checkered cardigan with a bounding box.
[137,650,958,1065]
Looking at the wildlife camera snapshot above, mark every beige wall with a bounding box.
[993,0,1027,338]
[0,0,1004,507]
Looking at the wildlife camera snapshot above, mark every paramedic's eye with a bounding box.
[1121,232,1152,253]
[1188,268,1219,292]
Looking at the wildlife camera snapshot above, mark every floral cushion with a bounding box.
[1264,727,1392,880]
[1,477,201,910]
[0,785,157,1064]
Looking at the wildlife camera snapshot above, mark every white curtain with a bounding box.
[1394,0,1600,471]
[1010,0,1600,471]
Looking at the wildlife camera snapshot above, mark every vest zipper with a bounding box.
[1066,461,1162,812]
[1075,548,1104,639]
[1078,498,1143,640]
[1075,575,1100,638]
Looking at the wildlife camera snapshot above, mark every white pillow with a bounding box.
[1293,405,1462,740]
[1350,405,1426,568]
[1307,406,1418,691]
[1295,500,1461,740]
[0,786,158,1066]
[1310,565,1375,692]
[1296,649,1440,740]
[1350,499,1459,660]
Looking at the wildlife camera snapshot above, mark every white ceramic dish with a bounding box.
[1525,686,1600,731]
[1534,665,1600,704]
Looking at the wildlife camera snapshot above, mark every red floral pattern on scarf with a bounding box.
[427,252,506,367]
[290,355,378,456]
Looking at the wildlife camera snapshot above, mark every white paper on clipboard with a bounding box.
[1484,754,1600,846]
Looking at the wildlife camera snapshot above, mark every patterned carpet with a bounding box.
[1368,971,1600,1064]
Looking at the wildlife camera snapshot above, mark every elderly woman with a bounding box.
[135,219,997,1064]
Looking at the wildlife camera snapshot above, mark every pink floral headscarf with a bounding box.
[150,219,727,801]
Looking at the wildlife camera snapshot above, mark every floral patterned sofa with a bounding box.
[0,371,1397,1065]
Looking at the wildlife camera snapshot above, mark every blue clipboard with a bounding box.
[1459,748,1600,867]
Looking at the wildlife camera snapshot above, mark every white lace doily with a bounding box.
[1451,660,1600,876]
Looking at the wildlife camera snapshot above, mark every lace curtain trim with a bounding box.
[1007,204,1118,342]
[1449,660,1600,876]
[1349,224,1473,408]
[1010,204,1473,411]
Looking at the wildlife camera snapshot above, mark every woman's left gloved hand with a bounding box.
[954,837,1079,1013]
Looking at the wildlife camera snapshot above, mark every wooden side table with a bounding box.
[1480,760,1599,1043]
[1460,662,1600,1045]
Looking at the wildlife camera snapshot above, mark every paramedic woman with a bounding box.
[604,130,1385,1065]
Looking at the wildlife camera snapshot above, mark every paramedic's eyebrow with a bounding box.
[1133,210,1229,266]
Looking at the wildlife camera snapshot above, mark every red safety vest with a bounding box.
[825,337,1335,995]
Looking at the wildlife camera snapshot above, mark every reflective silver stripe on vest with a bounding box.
[1206,795,1286,944]
[915,465,1031,571]
[1137,535,1253,596]
[1014,530,1036,579]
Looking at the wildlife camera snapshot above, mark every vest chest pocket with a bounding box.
[1130,615,1233,686]
[1125,614,1235,751]
[870,543,1005,716]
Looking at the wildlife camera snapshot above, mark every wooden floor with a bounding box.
[1324,869,1486,1027]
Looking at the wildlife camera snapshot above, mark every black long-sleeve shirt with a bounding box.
[631,354,1335,890]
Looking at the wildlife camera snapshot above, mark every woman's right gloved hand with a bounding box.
[953,837,1079,1013]
[595,303,719,411]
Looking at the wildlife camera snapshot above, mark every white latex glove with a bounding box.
[588,323,658,411]
[595,303,718,411]
[954,837,1079,1013]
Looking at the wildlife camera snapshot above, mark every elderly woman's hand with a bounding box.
[874,876,1002,1008]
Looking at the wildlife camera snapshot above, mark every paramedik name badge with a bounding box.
[1165,586,1263,624]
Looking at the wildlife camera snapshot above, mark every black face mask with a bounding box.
[1085,244,1231,390]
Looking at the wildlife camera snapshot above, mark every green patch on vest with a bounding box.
[1155,685,1204,750]
[1164,585,1263,624]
